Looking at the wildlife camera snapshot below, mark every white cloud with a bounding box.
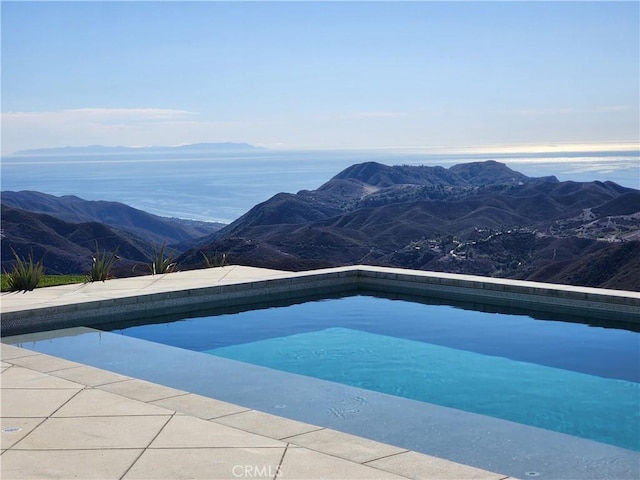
[1,108,248,154]
[347,111,409,119]
[512,107,577,116]
[2,105,637,156]
[0,107,419,154]
[3,108,196,122]
[510,105,637,117]
[437,141,639,156]
[597,105,633,113]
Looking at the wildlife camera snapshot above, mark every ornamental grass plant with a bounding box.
[3,249,44,292]
[88,242,119,282]
[201,251,227,268]
[150,242,176,275]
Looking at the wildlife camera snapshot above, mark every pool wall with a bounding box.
[1,265,638,336]
[358,266,639,321]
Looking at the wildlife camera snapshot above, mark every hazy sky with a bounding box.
[2,1,639,155]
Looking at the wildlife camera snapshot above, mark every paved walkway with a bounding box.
[1,265,295,314]
[1,266,513,479]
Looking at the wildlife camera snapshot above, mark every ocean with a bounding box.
[1,149,638,224]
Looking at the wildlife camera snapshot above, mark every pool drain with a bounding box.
[525,472,540,477]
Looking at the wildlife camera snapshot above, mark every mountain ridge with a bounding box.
[178,161,639,290]
[1,190,224,246]
[1,204,153,275]
[2,160,638,291]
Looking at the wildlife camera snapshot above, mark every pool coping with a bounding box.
[1,265,638,336]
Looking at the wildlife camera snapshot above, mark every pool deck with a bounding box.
[1,266,516,480]
[0,266,640,480]
[1,265,293,316]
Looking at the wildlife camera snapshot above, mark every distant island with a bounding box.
[9,142,265,156]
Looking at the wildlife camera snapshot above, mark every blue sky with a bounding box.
[2,1,638,155]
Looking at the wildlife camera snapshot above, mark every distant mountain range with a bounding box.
[1,192,224,275]
[178,160,640,291]
[8,142,264,156]
[2,160,639,291]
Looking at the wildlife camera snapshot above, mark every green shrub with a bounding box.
[3,249,44,292]
[150,242,176,275]
[87,242,119,282]
[201,251,227,268]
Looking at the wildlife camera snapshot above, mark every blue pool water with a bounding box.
[210,327,639,451]
[112,295,640,451]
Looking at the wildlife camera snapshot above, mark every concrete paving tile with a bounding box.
[0,366,85,389]
[0,448,143,480]
[150,414,285,448]
[1,417,46,449]
[0,344,39,361]
[52,388,174,417]
[217,266,288,283]
[150,392,250,419]
[1,361,11,368]
[141,269,229,289]
[14,415,172,449]
[123,447,285,480]
[215,409,323,440]
[279,447,409,479]
[285,428,407,464]
[365,451,506,480]
[99,378,188,402]
[50,365,131,386]
[7,352,83,372]
[1,388,79,417]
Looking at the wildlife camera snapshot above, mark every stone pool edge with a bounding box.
[1,265,638,336]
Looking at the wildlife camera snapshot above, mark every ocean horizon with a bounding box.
[2,149,638,224]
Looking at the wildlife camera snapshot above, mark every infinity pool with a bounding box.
[6,293,639,479]
[109,295,640,451]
